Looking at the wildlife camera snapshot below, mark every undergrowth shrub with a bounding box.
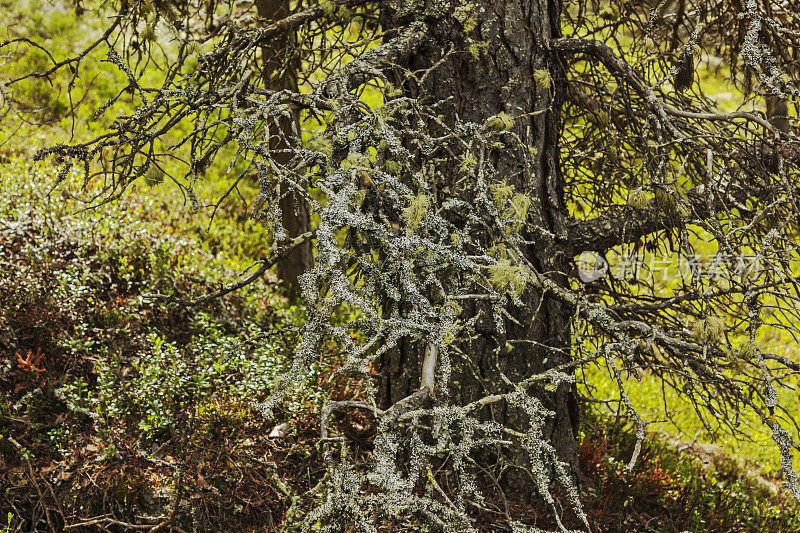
[0,153,309,472]
[56,311,325,446]
[580,416,800,532]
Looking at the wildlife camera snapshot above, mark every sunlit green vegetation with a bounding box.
[557,8,800,475]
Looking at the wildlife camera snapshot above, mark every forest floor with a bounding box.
[1,149,799,532]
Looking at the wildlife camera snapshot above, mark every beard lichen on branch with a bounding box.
[10,0,800,529]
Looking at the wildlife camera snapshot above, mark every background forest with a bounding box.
[1,0,800,531]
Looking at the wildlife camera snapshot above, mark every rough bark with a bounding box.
[378,0,579,496]
[256,0,313,297]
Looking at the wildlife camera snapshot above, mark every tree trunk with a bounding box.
[378,0,578,496]
[256,0,313,297]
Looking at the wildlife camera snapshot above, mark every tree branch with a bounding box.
[320,21,427,97]
[551,37,783,137]
[149,231,315,306]
[564,189,709,253]
[554,37,800,253]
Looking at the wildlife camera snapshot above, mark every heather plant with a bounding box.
[3,0,800,530]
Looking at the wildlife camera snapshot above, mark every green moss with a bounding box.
[599,6,618,21]
[463,17,478,34]
[159,2,179,21]
[606,144,619,162]
[533,69,552,90]
[336,6,353,24]
[453,4,477,34]
[307,136,334,158]
[403,194,431,232]
[186,40,201,56]
[487,244,511,260]
[141,22,156,42]
[458,152,478,174]
[446,301,463,316]
[738,340,759,360]
[627,188,650,209]
[340,153,367,169]
[468,41,488,61]
[490,183,514,208]
[486,260,528,297]
[691,316,725,344]
[654,186,676,213]
[592,110,611,129]
[383,83,404,99]
[384,160,401,176]
[353,189,367,208]
[144,166,164,186]
[319,0,337,17]
[504,193,531,222]
[484,111,515,132]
